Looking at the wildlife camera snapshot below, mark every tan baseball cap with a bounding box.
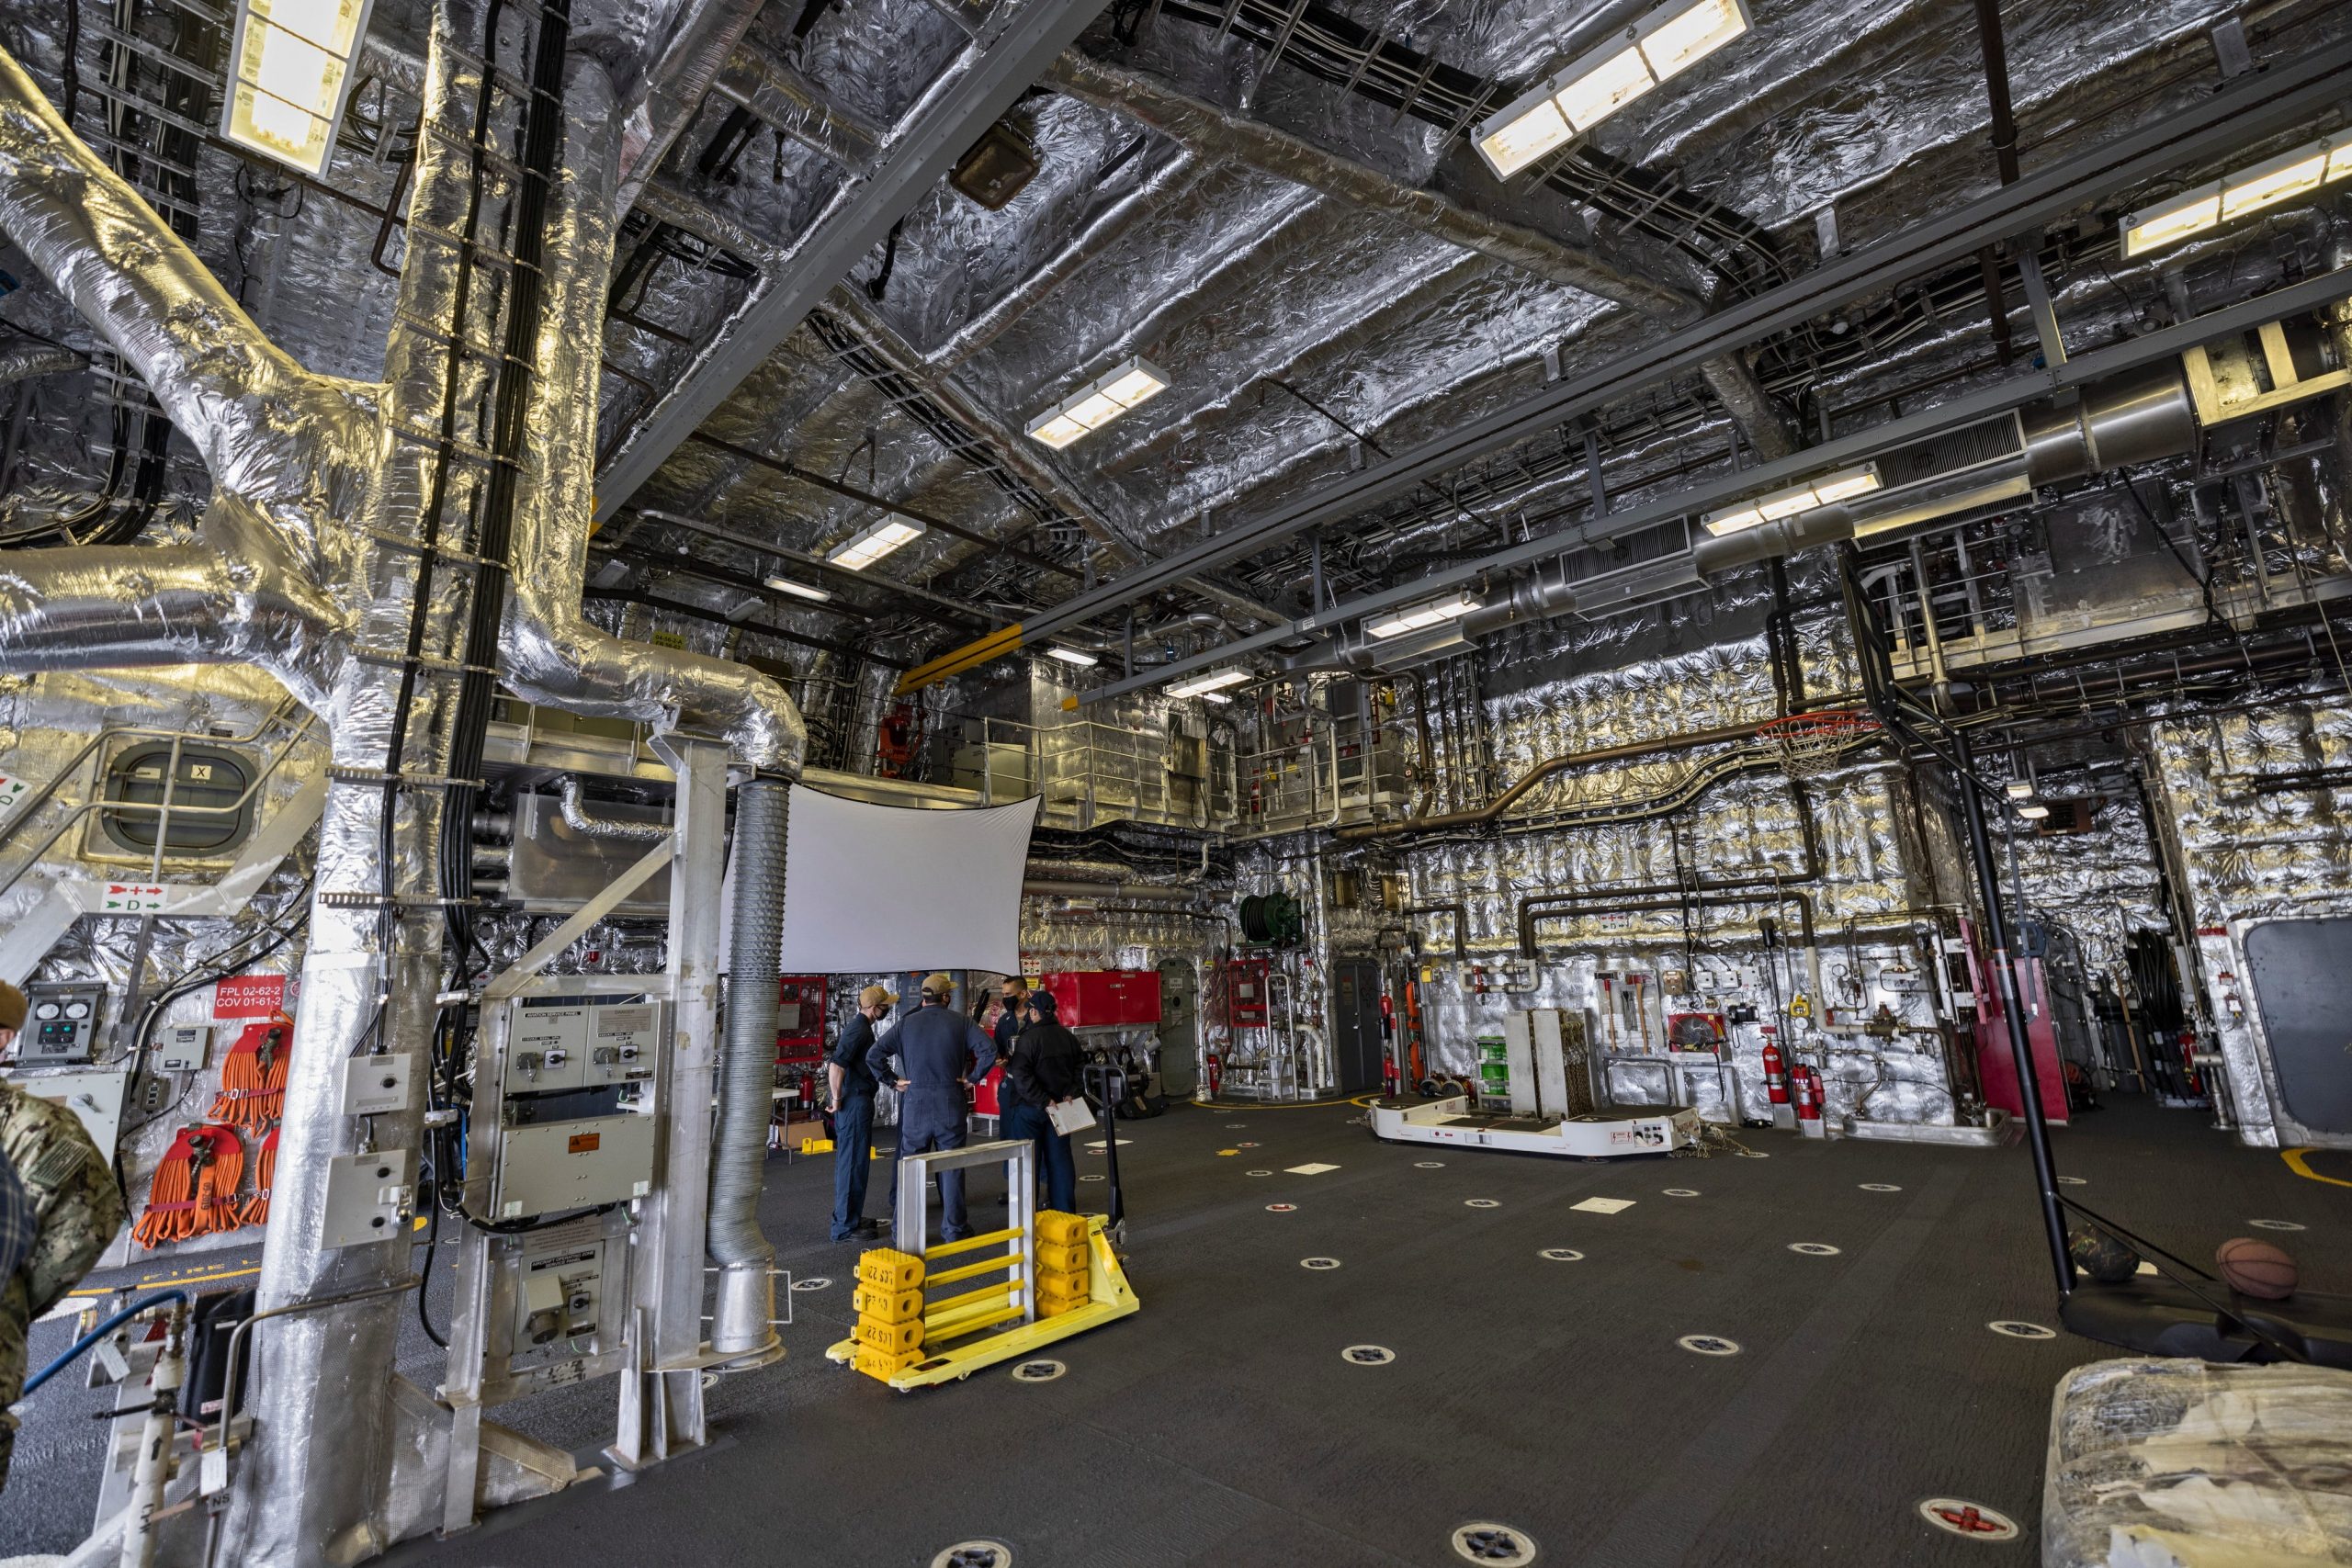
[859,984,899,1010]
[921,972,955,998]
[0,980,23,1032]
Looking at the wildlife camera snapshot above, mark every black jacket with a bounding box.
[1003,1020,1085,1112]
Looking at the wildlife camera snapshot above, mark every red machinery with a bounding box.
[1962,919,2069,1127]
[1039,969,1162,1028]
[776,976,828,1063]
[1221,957,1270,1028]
[776,976,828,1119]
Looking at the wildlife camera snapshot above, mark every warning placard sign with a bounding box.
[213,974,287,1019]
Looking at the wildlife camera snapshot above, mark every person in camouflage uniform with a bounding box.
[0,979,130,1491]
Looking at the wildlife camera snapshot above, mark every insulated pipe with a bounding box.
[0,344,81,384]
[1338,717,1771,840]
[711,776,786,1356]
[499,65,807,773]
[713,41,881,168]
[557,776,670,840]
[1023,879,1199,902]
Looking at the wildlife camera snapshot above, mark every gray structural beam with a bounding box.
[1046,51,1797,460]
[1080,265,2352,704]
[995,34,2352,665]
[594,0,1112,519]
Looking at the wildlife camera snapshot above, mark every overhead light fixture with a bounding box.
[1202,692,1232,705]
[763,575,831,603]
[1169,669,1249,699]
[221,0,376,176]
[1473,0,1753,178]
[1046,646,1099,667]
[1365,592,1485,639]
[2121,134,2350,257]
[1701,462,1881,536]
[2016,802,2052,821]
[2004,780,2034,801]
[826,517,925,571]
[1025,355,1170,449]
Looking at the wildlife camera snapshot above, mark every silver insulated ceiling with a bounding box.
[0,0,2344,683]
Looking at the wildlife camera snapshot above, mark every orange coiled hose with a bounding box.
[192,1124,244,1235]
[210,1016,290,1130]
[131,1127,201,1249]
[240,1126,278,1227]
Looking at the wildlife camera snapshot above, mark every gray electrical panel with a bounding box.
[506,1003,660,1094]
[490,1114,656,1220]
[154,1024,211,1072]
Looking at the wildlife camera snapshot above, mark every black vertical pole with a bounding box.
[1952,727,2075,1299]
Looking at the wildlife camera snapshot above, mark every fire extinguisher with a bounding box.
[1761,1038,1789,1107]
[1205,1052,1223,1100]
[1793,1064,1826,1137]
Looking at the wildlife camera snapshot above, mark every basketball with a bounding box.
[2068,1225,2140,1284]
[2215,1237,2299,1300]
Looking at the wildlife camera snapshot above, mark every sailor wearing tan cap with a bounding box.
[865,972,997,1242]
[826,983,899,1243]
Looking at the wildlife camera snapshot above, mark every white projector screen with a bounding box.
[770,787,1041,975]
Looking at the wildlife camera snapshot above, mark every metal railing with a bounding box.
[0,705,318,901]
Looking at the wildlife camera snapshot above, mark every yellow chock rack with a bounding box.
[827,1139,1139,1391]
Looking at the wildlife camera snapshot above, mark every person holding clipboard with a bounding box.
[1001,988,1088,1213]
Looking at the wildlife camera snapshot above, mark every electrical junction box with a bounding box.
[507,1002,660,1094]
[342,1053,417,1117]
[3,1066,131,1155]
[21,984,105,1064]
[491,1113,655,1220]
[511,1231,609,1370]
[155,1024,211,1072]
[319,1148,416,1249]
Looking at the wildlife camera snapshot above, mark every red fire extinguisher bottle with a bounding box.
[1206,1052,1223,1100]
[1762,1039,1789,1106]
[1794,1065,1826,1137]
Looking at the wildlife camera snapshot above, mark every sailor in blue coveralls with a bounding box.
[866,972,997,1241]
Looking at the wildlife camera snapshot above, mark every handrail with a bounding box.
[0,711,318,903]
[0,699,304,859]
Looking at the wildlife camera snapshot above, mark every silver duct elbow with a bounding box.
[711,776,786,1356]
[715,42,879,169]
[501,60,807,774]
[0,42,370,543]
[557,776,671,840]
[0,497,346,706]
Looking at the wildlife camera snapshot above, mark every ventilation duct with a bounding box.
[713,777,786,1356]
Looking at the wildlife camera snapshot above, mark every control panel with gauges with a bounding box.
[21,983,105,1064]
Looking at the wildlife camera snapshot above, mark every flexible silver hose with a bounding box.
[710,775,785,1353]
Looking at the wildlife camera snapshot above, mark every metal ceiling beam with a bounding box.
[1045,51,1796,458]
[1079,265,2352,704]
[903,33,2352,682]
[594,0,1112,519]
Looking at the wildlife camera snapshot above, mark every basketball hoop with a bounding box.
[1756,708,1882,779]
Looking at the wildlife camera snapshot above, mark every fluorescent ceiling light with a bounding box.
[1365,592,1484,640]
[1046,647,1099,667]
[1169,669,1249,699]
[2016,803,2052,821]
[826,517,924,571]
[222,0,374,177]
[1202,692,1232,705]
[2120,135,2350,257]
[1636,0,1750,81]
[2004,781,2034,800]
[1701,463,1881,536]
[763,575,831,602]
[1025,356,1170,448]
[1472,0,1751,178]
[1475,92,1574,179]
